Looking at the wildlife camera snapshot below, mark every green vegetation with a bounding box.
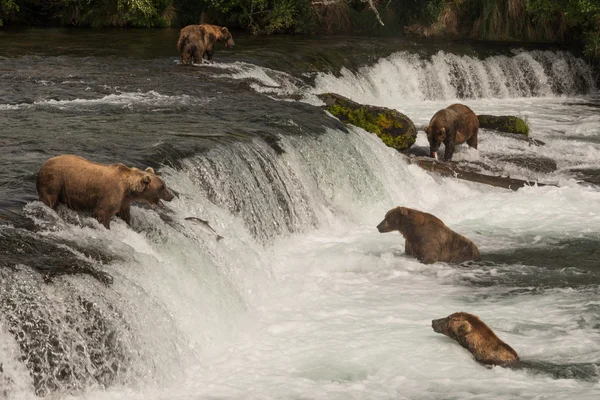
[320,93,417,151]
[412,0,600,64]
[0,0,18,27]
[477,114,530,136]
[0,0,599,64]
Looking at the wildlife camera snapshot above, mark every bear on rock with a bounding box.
[424,103,479,161]
[36,155,174,229]
[432,312,520,367]
[177,24,235,65]
[377,206,480,264]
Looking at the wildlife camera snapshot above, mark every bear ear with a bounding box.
[145,167,155,175]
[221,27,229,34]
[454,321,472,336]
[440,127,446,137]
[142,175,152,185]
[398,207,409,216]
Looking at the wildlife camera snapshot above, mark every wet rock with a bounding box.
[491,155,558,173]
[478,114,530,136]
[0,228,115,286]
[568,168,600,187]
[0,269,133,396]
[318,93,417,151]
[405,156,553,191]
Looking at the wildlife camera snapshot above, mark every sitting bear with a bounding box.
[36,155,174,229]
[376,206,480,264]
[424,103,479,161]
[177,24,235,65]
[432,312,519,367]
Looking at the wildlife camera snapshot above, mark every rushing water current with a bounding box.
[1,29,600,399]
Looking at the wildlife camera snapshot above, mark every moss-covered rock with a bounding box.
[318,93,417,151]
[477,115,530,136]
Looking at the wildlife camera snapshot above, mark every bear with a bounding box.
[424,103,479,161]
[177,24,235,65]
[376,206,480,264]
[36,155,174,229]
[432,312,519,367]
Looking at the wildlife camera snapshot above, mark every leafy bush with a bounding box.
[0,0,19,26]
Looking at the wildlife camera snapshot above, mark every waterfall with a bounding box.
[212,50,597,105]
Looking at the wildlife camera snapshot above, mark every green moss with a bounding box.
[322,93,416,151]
[329,103,383,135]
[379,132,416,149]
[478,114,529,136]
[377,112,404,130]
[514,117,529,136]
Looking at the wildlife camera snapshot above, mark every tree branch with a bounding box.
[361,0,384,26]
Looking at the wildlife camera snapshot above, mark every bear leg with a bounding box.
[93,201,120,229]
[117,205,132,226]
[443,137,456,161]
[405,239,414,256]
[466,130,478,149]
[92,212,112,229]
[416,243,440,264]
[39,192,59,210]
[183,50,193,65]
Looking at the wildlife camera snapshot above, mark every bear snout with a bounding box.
[226,39,235,48]
[377,220,389,233]
[432,318,448,334]
[162,189,174,202]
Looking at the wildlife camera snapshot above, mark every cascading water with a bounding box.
[1,32,599,399]
[214,49,596,104]
[315,49,596,102]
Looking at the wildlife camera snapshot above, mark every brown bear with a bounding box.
[177,24,235,65]
[424,103,479,161]
[36,155,174,229]
[432,312,519,367]
[376,206,480,264]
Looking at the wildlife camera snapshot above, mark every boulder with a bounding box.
[318,93,417,151]
[477,115,530,136]
[405,156,554,191]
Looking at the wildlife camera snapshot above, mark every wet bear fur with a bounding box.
[177,24,235,64]
[424,103,479,161]
[432,312,519,367]
[376,206,480,264]
[36,155,174,229]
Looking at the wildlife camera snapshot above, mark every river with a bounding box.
[0,28,599,399]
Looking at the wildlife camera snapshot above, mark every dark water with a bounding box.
[1,29,600,398]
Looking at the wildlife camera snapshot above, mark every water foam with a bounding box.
[26,127,598,399]
[208,50,596,105]
[3,47,600,399]
[311,50,596,105]
[0,91,206,112]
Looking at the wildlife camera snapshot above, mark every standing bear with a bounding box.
[432,312,520,367]
[376,206,480,264]
[36,155,174,229]
[424,103,479,161]
[177,24,235,65]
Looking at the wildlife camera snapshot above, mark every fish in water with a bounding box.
[184,217,224,241]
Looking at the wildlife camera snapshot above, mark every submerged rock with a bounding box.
[318,93,417,151]
[478,115,530,136]
[491,155,558,173]
[406,156,553,191]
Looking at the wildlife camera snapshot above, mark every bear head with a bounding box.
[424,121,447,160]
[220,27,235,48]
[432,312,475,342]
[377,206,425,234]
[130,167,174,206]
